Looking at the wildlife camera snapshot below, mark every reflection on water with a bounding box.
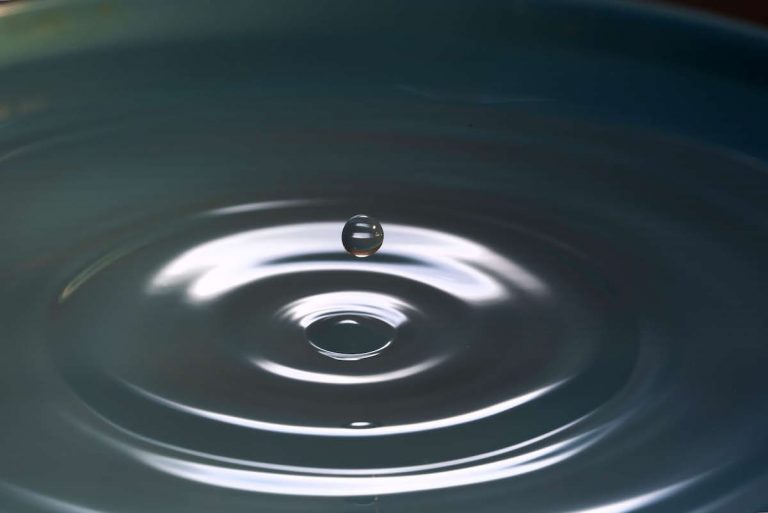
[0,0,767,512]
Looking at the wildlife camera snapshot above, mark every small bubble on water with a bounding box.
[342,214,383,258]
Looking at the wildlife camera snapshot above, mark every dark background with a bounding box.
[4,0,768,27]
[655,0,768,26]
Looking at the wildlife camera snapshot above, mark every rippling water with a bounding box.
[1,1,767,512]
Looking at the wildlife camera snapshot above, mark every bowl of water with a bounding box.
[1,1,767,512]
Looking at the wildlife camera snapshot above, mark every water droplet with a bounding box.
[342,214,384,257]
[306,314,394,361]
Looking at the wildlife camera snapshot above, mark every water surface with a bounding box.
[0,1,767,512]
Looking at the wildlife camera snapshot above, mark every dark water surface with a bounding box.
[0,1,767,512]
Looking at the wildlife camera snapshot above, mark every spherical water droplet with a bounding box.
[342,214,383,257]
[305,314,394,361]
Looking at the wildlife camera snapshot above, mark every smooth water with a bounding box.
[1,1,767,512]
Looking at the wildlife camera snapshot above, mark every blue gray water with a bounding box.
[0,1,767,512]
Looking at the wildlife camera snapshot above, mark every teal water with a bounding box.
[0,1,767,512]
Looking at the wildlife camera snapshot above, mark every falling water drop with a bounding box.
[342,214,384,257]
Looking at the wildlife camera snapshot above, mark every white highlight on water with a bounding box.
[150,222,546,304]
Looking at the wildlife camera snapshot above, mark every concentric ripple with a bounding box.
[54,199,633,445]
[39,188,679,502]
[43,191,648,501]
[0,1,767,512]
